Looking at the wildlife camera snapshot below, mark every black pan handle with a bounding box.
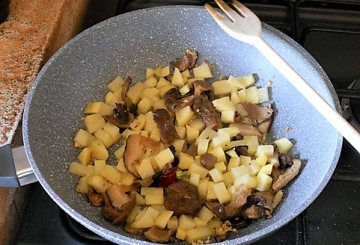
[0,144,37,187]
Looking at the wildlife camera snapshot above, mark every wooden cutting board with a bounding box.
[0,0,89,244]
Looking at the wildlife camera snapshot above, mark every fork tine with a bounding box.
[231,0,252,17]
[204,3,228,22]
[213,0,242,22]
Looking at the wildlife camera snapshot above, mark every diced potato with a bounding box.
[231,165,250,179]
[223,171,234,186]
[84,102,114,116]
[260,163,273,175]
[198,177,209,198]
[87,175,110,193]
[77,147,92,165]
[189,172,200,187]
[94,128,113,148]
[84,113,106,134]
[188,163,209,178]
[212,80,232,96]
[212,132,230,149]
[233,173,257,188]
[121,172,136,186]
[212,97,236,112]
[94,159,106,174]
[218,127,240,137]
[214,162,227,172]
[176,228,187,240]
[155,210,174,229]
[197,206,214,223]
[248,162,260,175]
[127,81,145,104]
[178,152,194,169]
[145,206,160,220]
[240,155,252,165]
[156,77,171,88]
[209,168,224,183]
[154,148,174,170]
[256,145,274,157]
[186,125,199,142]
[179,84,191,95]
[244,135,259,155]
[207,217,223,230]
[145,191,164,205]
[107,76,124,92]
[69,162,88,176]
[258,87,270,103]
[160,85,175,97]
[167,216,179,232]
[127,205,141,224]
[131,212,154,229]
[197,139,209,156]
[102,122,121,143]
[141,187,163,198]
[196,127,217,145]
[155,66,163,77]
[221,110,235,123]
[213,182,231,203]
[104,91,121,107]
[175,106,194,127]
[274,137,294,154]
[227,157,240,171]
[237,89,247,103]
[145,68,155,79]
[100,165,122,184]
[114,144,125,160]
[90,140,109,160]
[193,217,208,227]
[256,172,273,191]
[238,74,256,88]
[172,67,185,87]
[175,126,186,139]
[141,87,160,100]
[74,129,94,148]
[245,86,259,104]
[256,153,268,167]
[206,181,217,200]
[144,76,157,89]
[137,97,153,114]
[76,176,89,194]
[161,65,170,78]
[208,145,226,162]
[179,214,196,230]
[138,158,155,179]
[193,63,212,78]
[130,114,146,131]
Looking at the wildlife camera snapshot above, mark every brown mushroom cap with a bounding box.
[163,88,195,112]
[272,159,301,191]
[193,95,222,130]
[242,102,273,124]
[88,186,104,207]
[153,109,180,143]
[102,190,136,225]
[144,226,173,243]
[200,152,217,170]
[170,50,198,72]
[124,134,160,178]
[230,122,263,137]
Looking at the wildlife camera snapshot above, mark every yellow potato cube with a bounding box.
[234,173,257,188]
[223,171,234,186]
[231,165,250,179]
[238,74,256,88]
[69,162,88,176]
[197,206,214,223]
[155,210,174,229]
[244,135,259,155]
[193,63,213,78]
[189,172,200,187]
[227,157,240,171]
[256,145,275,157]
[206,181,217,200]
[143,75,157,87]
[127,205,141,224]
[178,152,194,170]
[137,97,153,114]
[209,168,224,183]
[90,140,109,160]
[74,129,94,148]
[76,176,89,194]
[130,114,146,131]
[87,175,110,193]
[176,228,187,240]
[141,87,160,100]
[245,86,259,104]
[156,77,171,88]
[179,84,191,95]
[212,97,236,112]
[256,172,273,191]
[167,216,179,232]
[196,127,217,145]
[198,177,209,198]
[212,133,230,149]
[193,217,207,227]
[94,128,113,148]
[260,163,274,175]
[131,213,154,229]
[127,81,145,104]
[121,172,136,186]
[258,87,270,103]
[114,144,125,160]
[84,113,106,134]
[274,137,294,154]
[172,67,185,87]
[107,76,124,93]
[84,102,114,116]
[138,158,155,179]
[227,75,245,90]
[208,145,226,162]
[94,159,106,175]
[175,106,194,127]
[214,162,227,173]
[100,165,122,184]
[188,163,209,178]
[186,125,199,142]
[213,182,231,203]
[154,148,174,170]
[197,138,209,156]
[221,110,235,124]
[240,155,252,165]
[256,153,268,167]
[212,79,232,96]
[161,65,170,77]
[77,147,92,165]
[179,214,196,230]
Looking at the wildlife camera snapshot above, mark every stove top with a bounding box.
[16,0,360,244]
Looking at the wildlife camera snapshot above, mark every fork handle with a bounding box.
[253,36,360,154]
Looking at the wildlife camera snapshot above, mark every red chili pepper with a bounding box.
[153,167,179,187]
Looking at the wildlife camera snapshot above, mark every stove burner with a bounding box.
[350,79,360,124]
[341,79,360,132]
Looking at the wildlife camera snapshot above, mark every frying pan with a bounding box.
[23,6,342,245]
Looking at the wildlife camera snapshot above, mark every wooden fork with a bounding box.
[205,0,360,154]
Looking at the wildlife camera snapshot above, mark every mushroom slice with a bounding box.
[144,226,173,243]
[121,76,132,103]
[88,186,104,207]
[163,88,195,112]
[153,109,180,143]
[200,152,217,170]
[106,184,138,209]
[193,95,222,130]
[272,159,302,192]
[103,191,136,225]
[105,103,135,128]
[192,80,214,99]
[170,50,198,72]
[257,117,273,134]
[124,223,148,235]
[206,184,249,220]
[124,134,160,178]
[243,102,273,124]
[230,122,262,137]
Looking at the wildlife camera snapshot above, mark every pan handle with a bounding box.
[0,144,37,187]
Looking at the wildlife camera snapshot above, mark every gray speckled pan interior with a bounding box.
[23,6,342,245]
